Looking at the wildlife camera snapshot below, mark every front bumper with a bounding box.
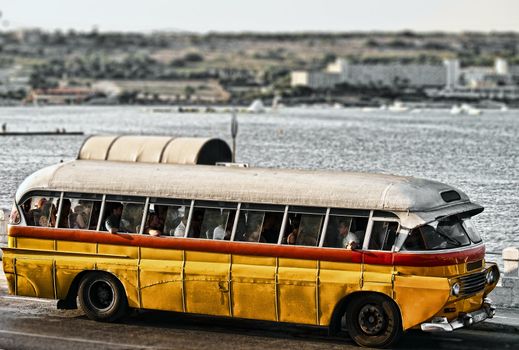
[421,298,495,332]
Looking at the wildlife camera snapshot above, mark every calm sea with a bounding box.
[0,106,517,254]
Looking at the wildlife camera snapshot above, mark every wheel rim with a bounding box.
[87,280,115,311]
[358,304,387,335]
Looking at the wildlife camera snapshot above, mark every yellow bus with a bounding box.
[2,136,499,348]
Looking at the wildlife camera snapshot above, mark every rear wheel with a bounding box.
[77,272,128,322]
[345,294,403,348]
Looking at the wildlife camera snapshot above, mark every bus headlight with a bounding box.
[451,283,461,296]
[486,270,496,284]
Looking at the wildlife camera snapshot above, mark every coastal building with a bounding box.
[27,87,96,105]
[291,58,451,89]
[444,59,460,89]
[292,57,518,101]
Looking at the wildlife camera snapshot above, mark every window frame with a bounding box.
[363,212,401,251]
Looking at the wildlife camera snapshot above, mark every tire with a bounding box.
[345,294,403,348]
[77,272,128,322]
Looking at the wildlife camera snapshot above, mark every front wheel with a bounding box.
[77,272,128,322]
[345,294,403,348]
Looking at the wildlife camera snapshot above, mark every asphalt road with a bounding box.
[1,269,518,350]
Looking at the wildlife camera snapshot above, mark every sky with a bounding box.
[1,0,518,33]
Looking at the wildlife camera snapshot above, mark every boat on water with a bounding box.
[247,99,265,113]
[450,104,482,116]
[388,101,409,112]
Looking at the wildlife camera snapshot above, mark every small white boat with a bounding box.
[247,99,265,113]
[500,105,509,112]
[461,104,482,116]
[450,105,462,115]
[451,104,482,116]
[388,101,409,112]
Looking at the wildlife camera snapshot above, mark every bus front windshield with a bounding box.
[403,216,473,251]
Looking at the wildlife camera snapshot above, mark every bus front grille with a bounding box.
[459,272,486,296]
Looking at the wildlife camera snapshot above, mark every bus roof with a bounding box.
[16,160,482,229]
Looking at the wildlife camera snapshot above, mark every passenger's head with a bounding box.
[112,203,124,216]
[338,220,350,236]
[37,198,47,209]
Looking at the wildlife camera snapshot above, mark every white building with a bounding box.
[291,58,450,89]
[495,58,509,75]
[444,59,460,89]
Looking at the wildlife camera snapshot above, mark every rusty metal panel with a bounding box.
[54,256,96,299]
[183,251,230,316]
[15,257,54,298]
[231,255,277,321]
[139,247,184,312]
[318,261,362,325]
[277,258,318,324]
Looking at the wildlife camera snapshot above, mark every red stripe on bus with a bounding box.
[8,226,485,267]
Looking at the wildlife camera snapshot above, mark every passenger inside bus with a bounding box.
[104,203,124,233]
[323,216,368,249]
[260,213,283,243]
[285,215,300,244]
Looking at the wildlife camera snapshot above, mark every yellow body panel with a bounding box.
[2,252,16,294]
[231,255,277,321]
[17,237,55,251]
[277,258,318,324]
[54,256,96,299]
[183,251,230,316]
[319,261,361,325]
[56,241,96,254]
[15,257,55,298]
[139,248,184,312]
[393,273,451,329]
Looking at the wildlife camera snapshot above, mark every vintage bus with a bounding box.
[2,136,499,348]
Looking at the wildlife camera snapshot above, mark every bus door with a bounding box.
[361,217,400,296]
[183,201,236,316]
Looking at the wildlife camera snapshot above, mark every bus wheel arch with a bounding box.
[330,292,403,348]
[58,270,94,310]
[76,271,129,322]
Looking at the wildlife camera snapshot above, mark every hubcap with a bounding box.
[358,304,387,335]
[88,280,115,311]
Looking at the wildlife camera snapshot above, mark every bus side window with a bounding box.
[121,203,145,233]
[162,205,188,237]
[58,198,99,230]
[235,211,265,242]
[283,212,324,247]
[234,206,283,244]
[368,221,399,251]
[21,195,59,227]
[322,215,369,249]
[189,205,235,240]
[101,200,144,234]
